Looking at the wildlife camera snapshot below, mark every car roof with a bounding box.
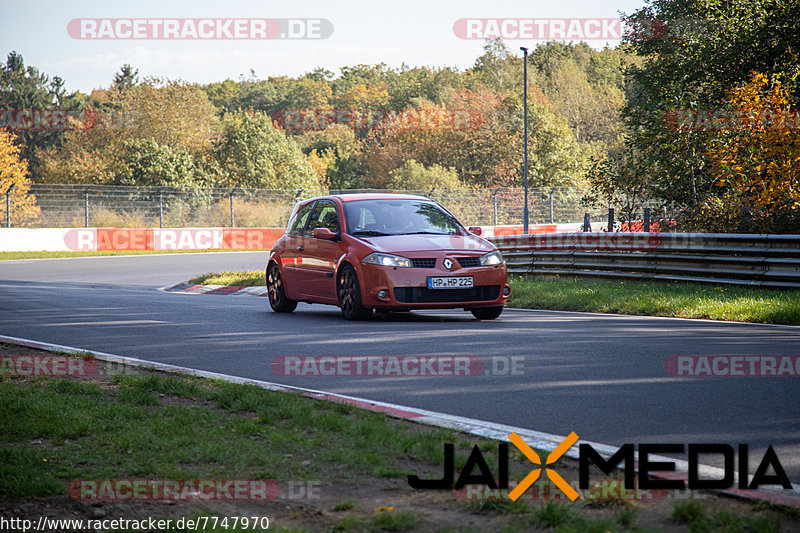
[305,193,433,203]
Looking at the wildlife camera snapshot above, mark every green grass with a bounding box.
[508,275,800,325]
[333,499,356,511]
[0,370,481,499]
[461,500,652,533]
[186,270,800,325]
[0,249,267,261]
[671,500,782,533]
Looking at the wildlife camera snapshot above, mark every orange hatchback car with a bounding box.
[266,194,511,320]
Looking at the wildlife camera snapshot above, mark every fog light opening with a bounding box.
[503,286,511,296]
[378,290,389,299]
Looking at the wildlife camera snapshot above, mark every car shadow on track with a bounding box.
[263,306,486,323]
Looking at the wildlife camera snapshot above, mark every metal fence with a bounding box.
[3,184,606,229]
[492,232,800,289]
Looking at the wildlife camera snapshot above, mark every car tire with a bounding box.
[266,262,297,313]
[338,264,372,320]
[471,306,503,320]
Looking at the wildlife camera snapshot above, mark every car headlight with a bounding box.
[479,251,504,266]
[362,252,412,268]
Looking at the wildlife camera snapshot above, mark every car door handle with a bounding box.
[297,246,304,251]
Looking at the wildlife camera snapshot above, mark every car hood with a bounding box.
[354,233,495,254]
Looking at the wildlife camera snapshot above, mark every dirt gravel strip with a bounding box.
[1,333,798,509]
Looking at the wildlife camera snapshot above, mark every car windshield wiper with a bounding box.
[402,231,451,235]
[351,230,391,236]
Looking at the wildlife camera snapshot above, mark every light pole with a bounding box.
[520,47,530,235]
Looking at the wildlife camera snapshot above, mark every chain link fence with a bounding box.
[3,184,604,228]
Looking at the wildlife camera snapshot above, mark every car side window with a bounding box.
[288,203,313,236]
[307,201,340,234]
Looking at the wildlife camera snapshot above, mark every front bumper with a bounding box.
[359,262,510,309]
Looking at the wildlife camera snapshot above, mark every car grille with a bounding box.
[456,257,481,268]
[394,285,501,303]
[410,258,436,268]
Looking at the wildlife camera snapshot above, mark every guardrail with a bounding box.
[490,232,800,290]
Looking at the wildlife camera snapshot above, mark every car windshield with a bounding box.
[343,199,464,236]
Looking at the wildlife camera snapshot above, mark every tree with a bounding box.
[0,130,39,225]
[361,86,520,188]
[112,64,139,92]
[294,126,364,190]
[286,79,333,109]
[521,97,592,188]
[332,82,390,110]
[537,58,625,149]
[202,79,241,112]
[215,111,318,190]
[387,160,466,191]
[333,64,391,95]
[702,73,800,232]
[471,39,522,93]
[584,142,652,227]
[0,51,87,172]
[621,0,800,223]
[117,138,198,188]
[37,78,221,185]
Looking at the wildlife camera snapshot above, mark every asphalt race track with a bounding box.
[1,252,799,485]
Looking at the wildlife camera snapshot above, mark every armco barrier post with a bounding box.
[583,212,591,232]
[159,190,164,229]
[492,187,504,225]
[84,189,89,228]
[607,208,614,232]
[5,183,14,228]
[230,189,235,228]
[644,208,651,232]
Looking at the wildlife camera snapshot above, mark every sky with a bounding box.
[1,0,649,93]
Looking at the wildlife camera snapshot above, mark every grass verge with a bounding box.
[186,271,800,325]
[508,275,800,325]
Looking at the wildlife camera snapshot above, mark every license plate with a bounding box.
[427,276,474,289]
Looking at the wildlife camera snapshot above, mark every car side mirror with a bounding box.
[468,226,483,236]
[313,227,338,240]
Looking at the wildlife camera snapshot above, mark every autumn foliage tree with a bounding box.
[0,130,40,226]
[36,78,220,185]
[361,86,522,187]
[703,73,800,232]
